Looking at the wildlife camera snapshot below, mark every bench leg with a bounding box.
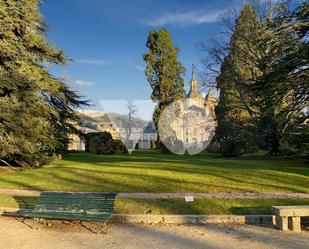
[288,217,301,232]
[275,216,288,231]
[96,222,102,234]
[32,218,36,230]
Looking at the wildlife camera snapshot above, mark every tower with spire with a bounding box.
[190,64,198,91]
[186,64,217,115]
[187,64,202,99]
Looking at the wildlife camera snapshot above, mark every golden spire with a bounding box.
[190,63,198,92]
[192,63,196,80]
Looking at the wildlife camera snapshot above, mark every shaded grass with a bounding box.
[1,194,309,215]
[0,151,308,193]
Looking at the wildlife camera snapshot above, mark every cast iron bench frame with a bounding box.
[26,192,117,233]
[272,205,309,232]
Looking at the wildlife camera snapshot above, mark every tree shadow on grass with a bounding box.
[46,152,309,193]
[69,166,308,193]
[0,150,308,193]
[229,206,271,215]
[1,162,308,193]
[41,169,248,193]
[61,152,309,177]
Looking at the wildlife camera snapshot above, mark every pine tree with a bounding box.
[253,1,309,154]
[0,0,87,167]
[143,28,185,132]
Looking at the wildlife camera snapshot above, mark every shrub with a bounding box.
[85,132,116,155]
[221,129,256,157]
[221,139,247,157]
[205,139,221,153]
[84,133,96,153]
[113,139,125,152]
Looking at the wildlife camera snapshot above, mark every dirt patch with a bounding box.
[1,217,308,249]
[21,218,111,234]
[0,167,16,173]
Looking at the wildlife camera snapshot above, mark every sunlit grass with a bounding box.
[0,151,308,193]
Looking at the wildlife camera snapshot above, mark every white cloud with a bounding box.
[74,59,107,66]
[74,80,94,86]
[142,10,224,26]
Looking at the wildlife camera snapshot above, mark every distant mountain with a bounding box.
[77,110,152,133]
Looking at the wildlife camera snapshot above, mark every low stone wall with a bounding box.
[110,214,273,225]
[0,208,273,225]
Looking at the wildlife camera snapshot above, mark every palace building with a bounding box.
[159,65,217,154]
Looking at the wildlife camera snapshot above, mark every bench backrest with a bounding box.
[31,192,117,221]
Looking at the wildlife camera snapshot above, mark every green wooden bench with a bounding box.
[26,192,117,233]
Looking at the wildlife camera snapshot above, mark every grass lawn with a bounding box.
[1,195,309,215]
[0,151,308,193]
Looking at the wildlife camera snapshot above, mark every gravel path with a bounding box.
[0,189,309,199]
[0,217,308,249]
[118,192,309,199]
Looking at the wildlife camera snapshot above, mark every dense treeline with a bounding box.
[0,0,87,167]
[205,1,308,157]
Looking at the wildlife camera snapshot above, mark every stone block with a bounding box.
[275,216,288,231]
[288,216,301,232]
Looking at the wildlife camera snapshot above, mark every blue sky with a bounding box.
[40,0,292,110]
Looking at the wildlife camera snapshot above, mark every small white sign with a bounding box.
[185,196,194,202]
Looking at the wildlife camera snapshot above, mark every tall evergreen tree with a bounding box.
[215,4,263,155]
[0,0,87,167]
[143,28,185,132]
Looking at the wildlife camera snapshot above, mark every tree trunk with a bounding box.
[269,130,281,155]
